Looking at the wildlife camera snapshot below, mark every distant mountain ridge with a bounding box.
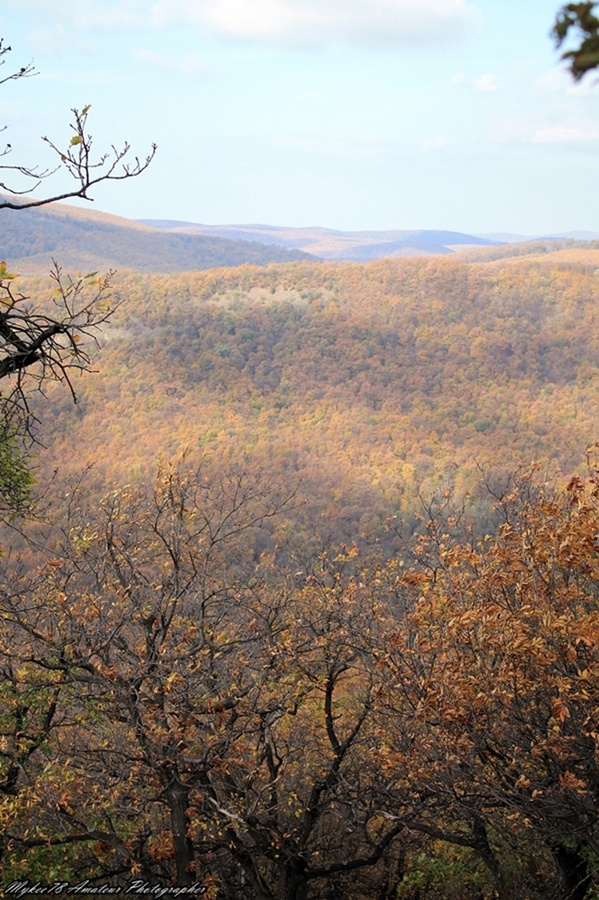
[478,230,599,243]
[1,195,596,272]
[0,198,315,274]
[138,221,502,261]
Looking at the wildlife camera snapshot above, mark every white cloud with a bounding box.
[489,112,599,146]
[272,135,389,159]
[472,73,500,93]
[452,71,501,92]
[536,66,599,98]
[6,0,144,31]
[136,48,214,77]
[532,125,599,143]
[150,0,480,47]
[0,100,25,122]
[6,0,480,47]
[422,136,454,150]
[28,23,98,54]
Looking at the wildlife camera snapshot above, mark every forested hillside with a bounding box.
[26,245,599,545]
[4,244,599,897]
[5,0,599,893]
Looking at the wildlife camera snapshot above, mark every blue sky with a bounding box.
[0,0,597,234]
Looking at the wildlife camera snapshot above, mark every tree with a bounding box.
[0,261,116,465]
[553,3,599,79]
[0,462,416,898]
[379,458,599,898]
[0,39,155,512]
[0,461,293,884]
[0,41,156,210]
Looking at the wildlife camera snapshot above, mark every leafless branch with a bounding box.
[0,104,156,208]
[0,260,119,443]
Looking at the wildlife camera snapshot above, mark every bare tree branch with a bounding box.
[0,260,119,443]
[0,105,157,208]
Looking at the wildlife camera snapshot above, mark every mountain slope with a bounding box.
[27,246,599,547]
[0,199,315,273]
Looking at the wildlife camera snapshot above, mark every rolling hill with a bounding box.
[0,198,315,274]
[23,244,599,548]
[138,221,502,260]
[3,196,593,275]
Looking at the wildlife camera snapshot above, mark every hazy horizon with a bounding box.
[1,1,597,236]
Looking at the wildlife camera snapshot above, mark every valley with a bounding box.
[3,202,599,898]
[23,237,599,548]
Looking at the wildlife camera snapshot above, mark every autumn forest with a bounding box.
[0,229,598,900]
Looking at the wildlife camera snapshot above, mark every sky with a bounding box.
[0,0,597,235]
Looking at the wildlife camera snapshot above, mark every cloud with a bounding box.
[150,0,481,47]
[532,126,599,143]
[136,48,215,77]
[272,135,389,159]
[422,136,454,150]
[28,23,99,55]
[472,73,500,93]
[452,72,501,92]
[7,0,480,48]
[537,66,599,98]
[6,0,144,31]
[489,112,599,146]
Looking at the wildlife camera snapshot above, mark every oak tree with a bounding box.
[553,3,599,79]
[380,458,599,898]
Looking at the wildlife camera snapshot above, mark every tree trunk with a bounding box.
[472,816,509,900]
[165,781,195,885]
[279,862,309,900]
[553,843,591,900]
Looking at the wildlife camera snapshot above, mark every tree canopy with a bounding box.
[553,3,599,79]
